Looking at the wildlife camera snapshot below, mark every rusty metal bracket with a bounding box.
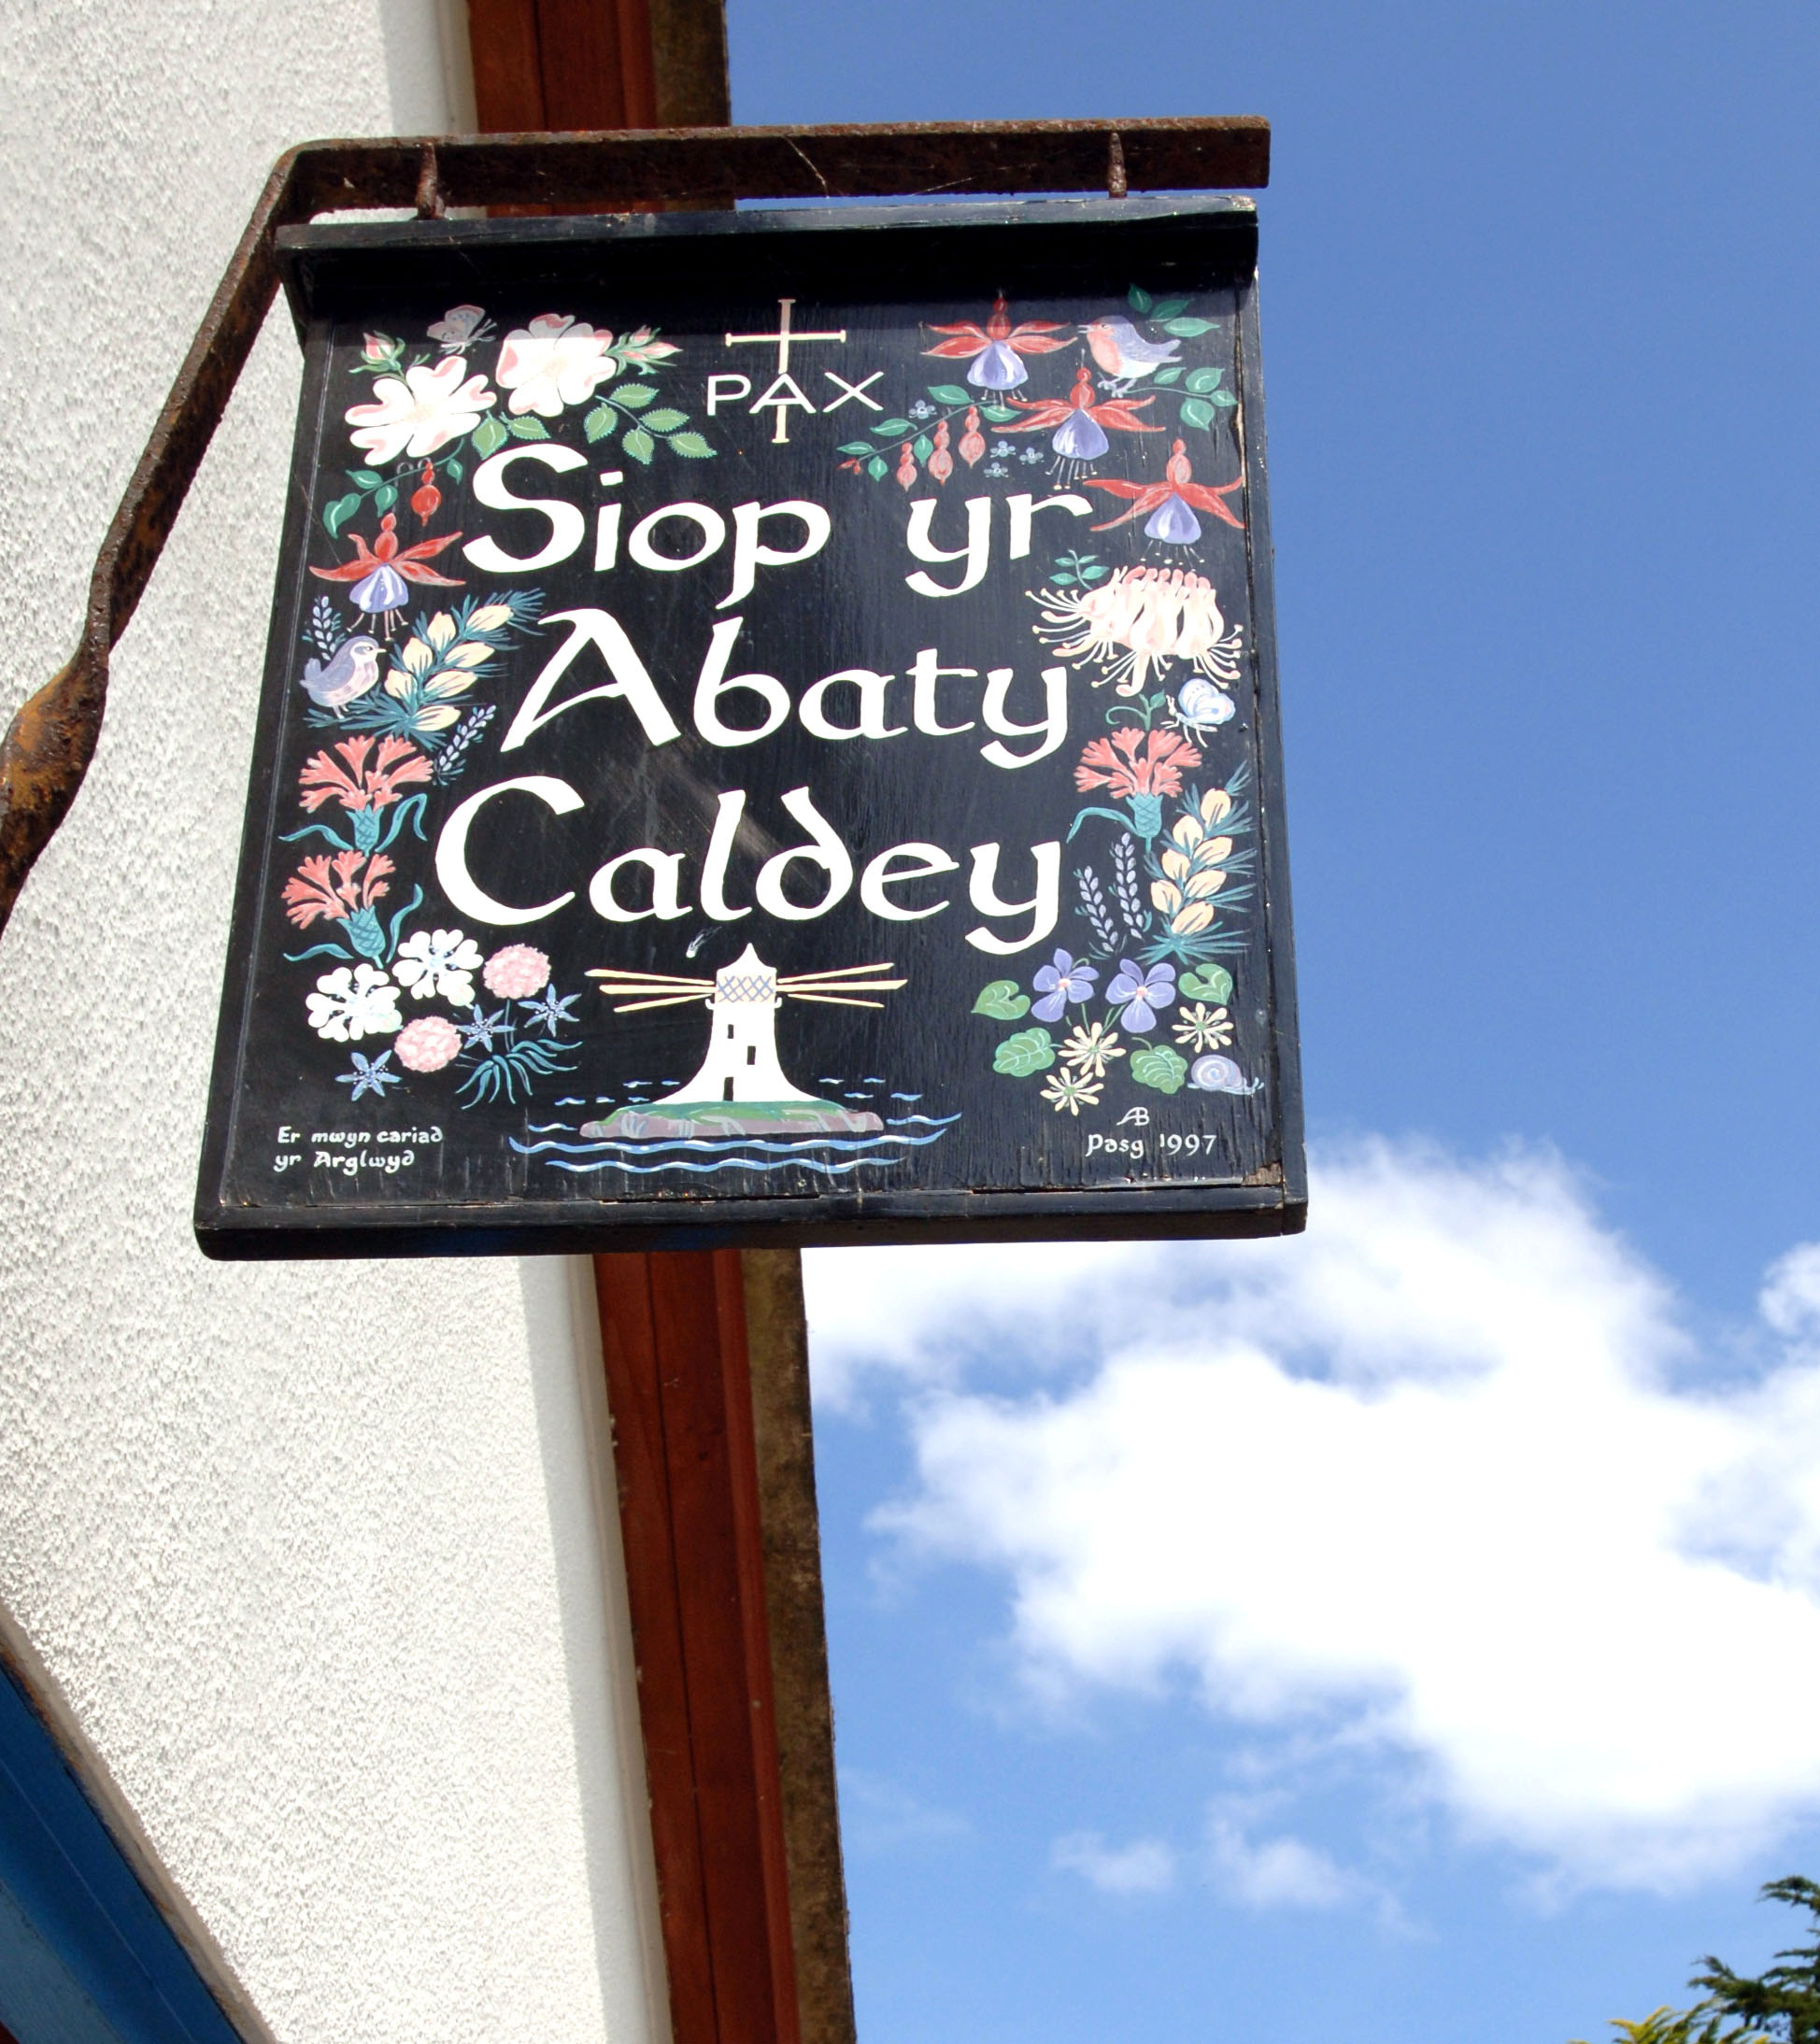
[0,116,1267,943]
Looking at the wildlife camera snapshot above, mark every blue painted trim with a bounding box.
[0,1663,245,2043]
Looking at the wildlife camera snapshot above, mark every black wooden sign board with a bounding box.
[196,196,1303,1256]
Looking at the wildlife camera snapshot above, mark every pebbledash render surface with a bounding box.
[196,197,1303,1256]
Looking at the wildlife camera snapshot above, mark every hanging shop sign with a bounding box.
[196,196,1303,1256]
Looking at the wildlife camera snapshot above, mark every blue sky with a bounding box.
[728,3,1820,2040]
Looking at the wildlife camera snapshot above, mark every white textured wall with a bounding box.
[0,7,668,2040]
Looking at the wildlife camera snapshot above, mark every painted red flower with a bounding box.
[299,734,433,814]
[282,850,394,928]
[1074,727,1202,800]
[923,295,1070,391]
[1087,439,1244,544]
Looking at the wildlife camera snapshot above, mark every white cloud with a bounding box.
[1206,1818,1358,1909]
[803,1140,1820,1893]
[1052,1830,1177,1895]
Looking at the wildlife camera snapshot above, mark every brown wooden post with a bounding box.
[461,21,853,2044]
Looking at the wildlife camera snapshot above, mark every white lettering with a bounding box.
[693,617,791,747]
[860,842,959,921]
[463,445,589,573]
[979,664,1069,769]
[720,500,832,609]
[589,848,690,923]
[965,840,1061,954]
[628,502,726,574]
[500,608,681,752]
[705,374,751,415]
[904,495,992,598]
[435,776,582,924]
[799,668,904,742]
[1005,490,1092,561]
[754,787,854,921]
[908,647,976,736]
[701,790,750,923]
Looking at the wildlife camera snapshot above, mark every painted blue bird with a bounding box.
[1081,315,1183,390]
[300,634,382,713]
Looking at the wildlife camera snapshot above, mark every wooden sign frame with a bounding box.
[195,193,1302,1257]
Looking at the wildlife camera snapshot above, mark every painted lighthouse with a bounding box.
[581,944,905,1142]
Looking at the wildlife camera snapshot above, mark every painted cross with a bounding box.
[723,297,848,443]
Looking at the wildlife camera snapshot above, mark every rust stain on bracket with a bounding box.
[0,117,1268,942]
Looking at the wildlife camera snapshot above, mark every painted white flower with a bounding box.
[306,963,402,1043]
[394,927,483,1004]
[427,304,488,348]
[346,356,496,463]
[495,314,617,417]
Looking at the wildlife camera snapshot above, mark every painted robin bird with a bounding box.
[300,634,382,713]
[1080,316,1183,391]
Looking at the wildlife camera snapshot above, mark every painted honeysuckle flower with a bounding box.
[496,314,617,417]
[1106,958,1177,1033]
[482,944,549,999]
[427,304,489,348]
[1031,948,1099,1023]
[394,1015,462,1073]
[346,356,497,463]
[394,927,483,1004]
[306,963,402,1043]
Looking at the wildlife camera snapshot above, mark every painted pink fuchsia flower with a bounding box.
[1087,439,1245,545]
[346,355,496,463]
[495,314,618,418]
[394,1015,462,1073]
[482,944,550,1000]
[924,295,1070,392]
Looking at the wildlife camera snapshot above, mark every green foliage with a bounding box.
[973,981,1031,1020]
[668,432,716,459]
[1571,2009,1767,2044]
[322,490,363,538]
[1692,1879,1820,2044]
[621,426,656,465]
[1186,367,1227,394]
[505,415,549,439]
[1130,1043,1189,1094]
[1181,965,1234,1003]
[611,382,658,409]
[927,383,972,405]
[993,1028,1056,1076]
[871,417,915,437]
[471,412,509,458]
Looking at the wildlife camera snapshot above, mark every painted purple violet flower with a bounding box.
[1031,949,1099,1022]
[1106,958,1177,1032]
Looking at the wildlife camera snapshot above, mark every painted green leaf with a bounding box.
[642,407,690,433]
[611,383,658,409]
[912,433,933,461]
[1151,297,1190,319]
[583,404,618,443]
[838,441,875,456]
[1153,366,1184,385]
[322,490,363,538]
[1179,397,1217,432]
[1210,390,1238,407]
[927,383,972,405]
[1081,562,1110,582]
[1128,285,1154,314]
[1130,1043,1189,1094]
[667,432,717,458]
[506,415,549,439]
[866,456,888,480]
[981,405,1017,423]
[372,483,397,512]
[622,425,656,465]
[993,1028,1056,1076]
[346,468,383,490]
[442,456,463,482]
[973,981,1031,1020]
[872,417,915,437]
[1163,316,1218,337]
[471,413,508,458]
[1180,964,1234,1003]
[1185,366,1226,393]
